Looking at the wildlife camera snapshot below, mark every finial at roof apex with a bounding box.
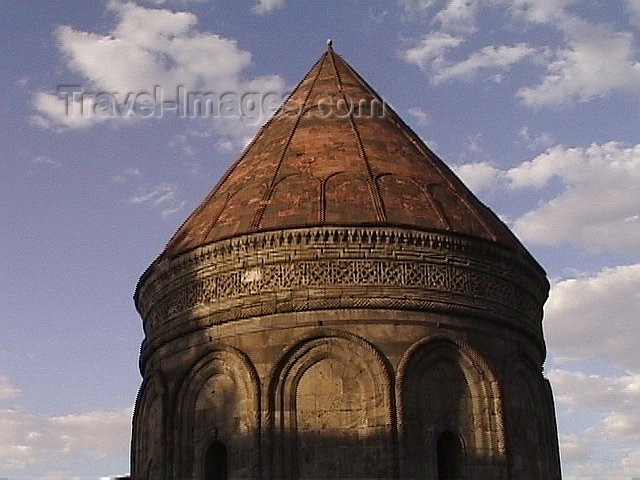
[327,38,333,50]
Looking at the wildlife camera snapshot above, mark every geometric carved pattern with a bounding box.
[159,260,533,321]
[131,45,561,480]
[136,226,548,364]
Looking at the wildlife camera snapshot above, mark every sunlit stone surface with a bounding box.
[131,46,561,480]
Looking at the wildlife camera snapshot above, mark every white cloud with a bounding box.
[465,133,483,154]
[557,433,590,465]
[128,183,187,218]
[30,155,62,168]
[456,142,640,253]
[432,43,540,84]
[602,407,640,444]
[399,0,439,18]
[141,0,284,14]
[58,3,250,93]
[0,377,21,400]
[433,0,479,33]
[30,91,110,131]
[498,0,577,25]
[628,0,640,28]
[161,200,186,217]
[548,368,640,477]
[453,161,505,192]
[368,6,389,24]
[130,183,178,206]
[511,143,640,252]
[400,0,478,33]
[402,31,464,70]
[112,169,186,218]
[549,369,640,411]
[32,2,285,132]
[465,156,640,473]
[140,0,208,4]
[407,106,430,125]
[502,2,640,106]
[621,450,640,474]
[401,0,640,108]
[544,264,640,371]
[519,126,554,150]
[0,406,132,472]
[110,167,140,184]
[168,132,199,158]
[518,24,640,107]
[402,31,540,85]
[399,3,535,84]
[252,0,285,14]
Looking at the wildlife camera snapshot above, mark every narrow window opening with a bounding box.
[204,439,227,480]
[437,430,463,480]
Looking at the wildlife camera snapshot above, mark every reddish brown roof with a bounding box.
[162,46,525,258]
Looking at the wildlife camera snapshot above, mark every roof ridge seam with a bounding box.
[153,50,539,263]
[329,51,387,223]
[202,191,231,244]
[160,53,328,257]
[398,119,498,240]
[337,54,497,241]
[250,52,328,230]
[413,180,451,230]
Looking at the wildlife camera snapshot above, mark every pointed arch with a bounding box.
[324,172,377,223]
[396,335,506,478]
[212,182,269,239]
[267,329,395,479]
[174,346,261,479]
[376,174,450,230]
[131,372,167,480]
[504,356,561,479]
[259,173,321,229]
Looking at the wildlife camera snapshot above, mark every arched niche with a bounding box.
[131,373,166,480]
[324,172,377,223]
[268,331,395,479]
[427,183,488,234]
[505,359,560,479]
[174,347,260,479]
[397,336,506,479]
[212,182,268,239]
[376,174,449,230]
[259,173,321,229]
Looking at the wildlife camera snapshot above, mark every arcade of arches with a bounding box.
[131,45,561,479]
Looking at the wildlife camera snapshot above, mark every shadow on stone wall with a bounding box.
[157,429,507,479]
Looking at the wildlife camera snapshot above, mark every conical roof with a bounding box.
[162,46,525,259]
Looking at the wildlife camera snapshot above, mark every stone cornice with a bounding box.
[135,226,549,363]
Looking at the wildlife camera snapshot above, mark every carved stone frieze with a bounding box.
[131,43,562,479]
[135,227,548,360]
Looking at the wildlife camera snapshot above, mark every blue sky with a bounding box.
[1,0,639,477]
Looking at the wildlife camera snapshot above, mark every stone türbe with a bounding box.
[131,44,562,479]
